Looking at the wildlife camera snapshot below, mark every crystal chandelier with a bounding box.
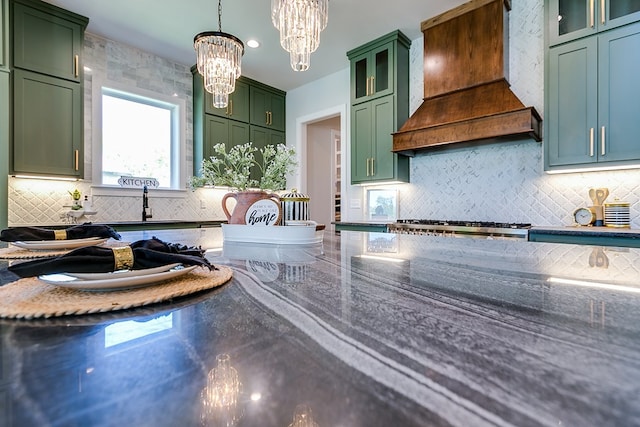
[194,0,244,108]
[271,0,329,72]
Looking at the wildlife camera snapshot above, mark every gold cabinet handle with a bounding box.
[229,100,233,116]
[366,158,370,176]
[590,0,595,27]
[589,127,595,156]
[370,76,375,96]
[370,157,375,175]
[365,77,370,96]
[265,111,269,125]
[74,55,79,78]
[74,149,79,171]
[600,0,605,25]
[601,126,606,156]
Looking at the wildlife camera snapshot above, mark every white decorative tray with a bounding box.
[221,223,324,245]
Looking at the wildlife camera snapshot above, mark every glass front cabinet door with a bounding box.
[548,0,640,46]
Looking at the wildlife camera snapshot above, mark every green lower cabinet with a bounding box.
[249,125,284,183]
[351,94,408,184]
[12,68,82,177]
[546,22,640,170]
[203,116,250,160]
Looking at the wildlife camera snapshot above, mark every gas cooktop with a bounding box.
[389,220,531,238]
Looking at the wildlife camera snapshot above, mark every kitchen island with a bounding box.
[1,228,639,426]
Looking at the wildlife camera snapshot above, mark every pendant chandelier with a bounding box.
[271,0,329,72]
[194,0,244,108]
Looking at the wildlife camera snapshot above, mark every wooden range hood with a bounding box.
[393,0,541,155]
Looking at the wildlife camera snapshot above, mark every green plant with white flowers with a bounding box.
[189,142,297,192]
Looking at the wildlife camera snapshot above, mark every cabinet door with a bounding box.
[546,37,598,168]
[250,86,285,132]
[12,1,84,82]
[371,96,395,181]
[548,0,640,46]
[205,79,250,122]
[1,0,7,70]
[350,42,394,104]
[249,126,284,184]
[350,102,373,183]
[204,116,250,159]
[12,69,82,176]
[597,23,640,163]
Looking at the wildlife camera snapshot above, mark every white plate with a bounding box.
[38,265,198,291]
[65,263,181,280]
[12,237,109,250]
[222,224,323,245]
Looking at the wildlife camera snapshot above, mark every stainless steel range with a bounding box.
[388,220,531,239]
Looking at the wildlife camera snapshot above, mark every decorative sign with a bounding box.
[118,176,160,189]
[244,199,280,226]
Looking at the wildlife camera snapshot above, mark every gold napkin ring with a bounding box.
[54,230,67,240]
[112,246,134,271]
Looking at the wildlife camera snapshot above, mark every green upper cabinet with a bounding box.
[12,68,82,176]
[9,0,87,178]
[546,22,640,169]
[349,40,395,105]
[204,79,250,122]
[11,0,87,82]
[347,30,410,184]
[192,69,286,178]
[250,83,285,132]
[548,0,640,46]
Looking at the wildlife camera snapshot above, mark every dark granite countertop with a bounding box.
[1,229,640,426]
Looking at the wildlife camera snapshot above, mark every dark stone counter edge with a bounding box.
[332,221,390,232]
[529,226,640,248]
[5,220,226,231]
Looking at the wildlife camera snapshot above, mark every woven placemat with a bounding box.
[0,239,129,260]
[0,266,232,319]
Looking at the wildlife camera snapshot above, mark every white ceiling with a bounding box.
[42,0,467,92]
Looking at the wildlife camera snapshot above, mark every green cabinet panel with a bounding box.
[250,84,285,132]
[249,125,284,183]
[347,31,410,184]
[546,22,640,170]
[203,116,250,159]
[547,0,640,46]
[11,0,87,82]
[1,0,7,70]
[1,70,8,229]
[204,79,249,122]
[351,95,407,184]
[12,68,82,177]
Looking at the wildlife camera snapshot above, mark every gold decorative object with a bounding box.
[112,246,134,271]
[53,230,67,240]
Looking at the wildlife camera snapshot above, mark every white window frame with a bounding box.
[91,80,187,197]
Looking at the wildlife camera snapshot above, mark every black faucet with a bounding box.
[142,185,152,221]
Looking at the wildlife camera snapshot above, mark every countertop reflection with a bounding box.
[1,228,640,426]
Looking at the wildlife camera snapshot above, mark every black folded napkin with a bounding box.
[0,223,121,242]
[8,237,213,278]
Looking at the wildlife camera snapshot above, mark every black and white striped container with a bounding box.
[604,200,630,228]
[280,189,310,223]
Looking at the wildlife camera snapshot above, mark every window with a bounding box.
[93,83,185,190]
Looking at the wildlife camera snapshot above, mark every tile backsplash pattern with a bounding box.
[399,0,640,228]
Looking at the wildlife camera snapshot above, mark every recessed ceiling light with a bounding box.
[246,39,260,48]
